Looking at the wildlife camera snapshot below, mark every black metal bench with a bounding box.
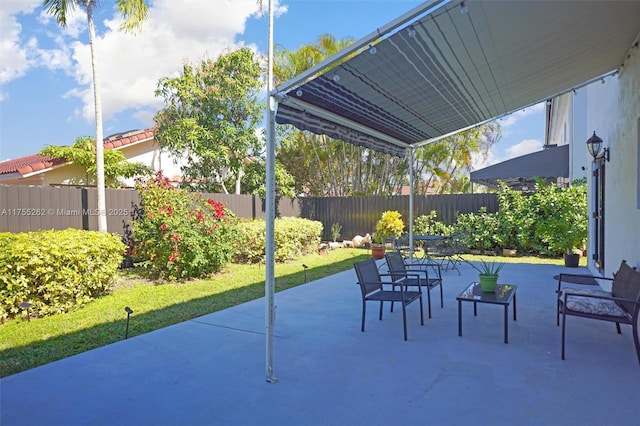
[557,260,640,366]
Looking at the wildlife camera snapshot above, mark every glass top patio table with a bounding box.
[411,235,448,241]
[410,235,459,272]
[456,283,518,343]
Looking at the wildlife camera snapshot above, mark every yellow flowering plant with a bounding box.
[374,210,405,243]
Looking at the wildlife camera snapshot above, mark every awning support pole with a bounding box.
[265,0,277,384]
[409,147,415,263]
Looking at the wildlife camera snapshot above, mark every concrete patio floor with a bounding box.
[1,259,639,425]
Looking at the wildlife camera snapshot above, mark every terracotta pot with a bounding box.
[371,244,385,260]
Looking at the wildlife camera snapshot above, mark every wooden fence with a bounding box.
[0,185,497,240]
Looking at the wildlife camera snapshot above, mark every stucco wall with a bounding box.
[118,140,185,187]
[549,93,571,146]
[42,163,88,186]
[586,50,640,273]
[571,89,589,181]
[548,91,590,183]
[1,139,188,188]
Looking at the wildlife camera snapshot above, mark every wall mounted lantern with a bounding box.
[586,131,609,162]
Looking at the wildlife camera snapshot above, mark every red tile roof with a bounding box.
[0,154,67,176]
[0,127,156,176]
[103,128,155,150]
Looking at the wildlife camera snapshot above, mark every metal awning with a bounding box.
[264,0,640,381]
[470,144,569,190]
[273,0,640,157]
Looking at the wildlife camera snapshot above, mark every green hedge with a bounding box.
[0,229,125,320]
[413,211,454,236]
[234,217,323,264]
[451,181,587,255]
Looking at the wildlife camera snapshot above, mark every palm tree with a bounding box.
[42,0,148,231]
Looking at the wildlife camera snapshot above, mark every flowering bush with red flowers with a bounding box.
[131,172,238,281]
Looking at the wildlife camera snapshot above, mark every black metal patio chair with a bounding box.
[353,258,424,341]
[385,250,443,318]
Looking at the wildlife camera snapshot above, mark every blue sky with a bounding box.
[0,0,544,166]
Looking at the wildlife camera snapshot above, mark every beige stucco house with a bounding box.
[0,128,184,187]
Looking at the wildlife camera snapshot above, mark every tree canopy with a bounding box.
[154,48,263,193]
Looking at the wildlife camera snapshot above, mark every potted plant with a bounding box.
[554,216,586,267]
[372,210,405,259]
[559,218,586,267]
[370,233,386,259]
[467,259,505,292]
[541,184,587,267]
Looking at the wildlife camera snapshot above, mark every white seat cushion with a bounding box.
[560,288,626,317]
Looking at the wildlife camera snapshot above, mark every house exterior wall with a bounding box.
[0,137,187,188]
[547,91,590,184]
[548,52,640,274]
[116,140,185,186]
[42,164,88,186]
[571,89,589,181]
[586,51,640,273]
[548,93,571,147]
[571,88,593,176]
[2,164,89,187]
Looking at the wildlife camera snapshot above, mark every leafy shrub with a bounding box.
[413,211,453,236]
[331,223,342,242]
[454,207,500,251]
[453,180,587,256]
[132,172,238,281]
[494,182,526,249]
[528,181,587,256]
[234,217,323,264]
[0,229,125,320]
[375,210,404,242]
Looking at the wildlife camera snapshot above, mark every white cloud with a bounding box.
[0,0,41,98]
[497,102,545,130]
[0,1,85,100]
[506,138,543,158]
[62,0,266,123]
[0,0,40,15]
[471,149,498,170]
[1,0,274,121]
[37,6,86,38]
[30,35,74,73]
[473,138,544,170]
[132,109,156,124]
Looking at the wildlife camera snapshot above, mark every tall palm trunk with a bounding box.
[43,0,147,231]
[86,3,107,231]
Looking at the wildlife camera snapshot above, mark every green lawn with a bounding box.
[462,252,587,266]
[0,248,579,378]
[0,248,371,378]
